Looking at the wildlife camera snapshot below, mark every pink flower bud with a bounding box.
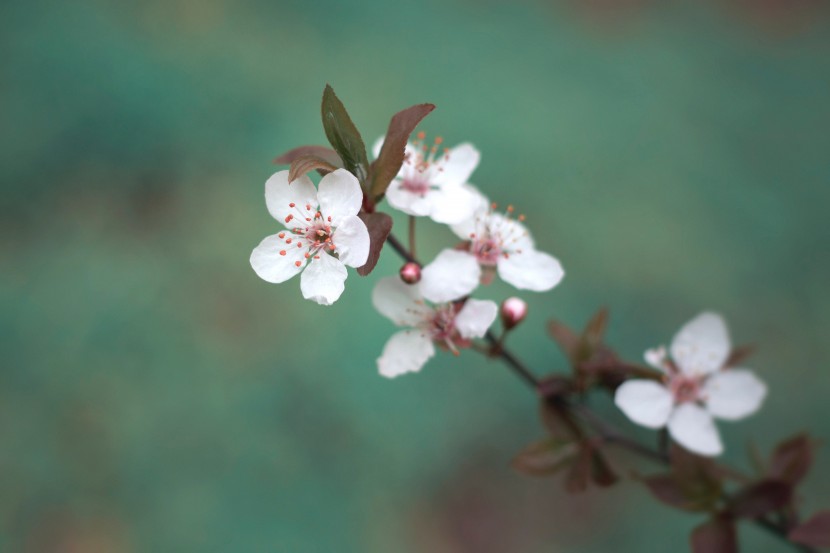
[399,262,422,284]
[501,297,527,329]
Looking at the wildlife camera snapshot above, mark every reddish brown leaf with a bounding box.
[547,320,580,363]
[582,307,609,350]
[273,145,342,166]
[511,437,577,478]
[288,155,339,182]
[691,516,737,553]
[539,398,578,440]
[769,433,814,485]
[356,212,393,276]
[642,475,697,510]
[789,510,830,548]
[725,343,756,367]
[369,103,435,199]
[565,443,593,493]
[590,448,618,488]
[727,480,792,518]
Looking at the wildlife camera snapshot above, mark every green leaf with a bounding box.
[356,212,393,276]
[727,480,792,518]
[288,155,339,182]
[369,103,435,199]
[789,510,830,548]
[565,443,592,493]
[273,145,342,167]
[690,516,737,553]
[512,437,578,478]
[321,85,370,186]
[590,448,618,488]
[581,307,609,351]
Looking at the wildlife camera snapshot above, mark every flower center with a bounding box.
[466,204,528,268]
[275,201,337,266]
[668,374,703,404]
[399,133,449,196]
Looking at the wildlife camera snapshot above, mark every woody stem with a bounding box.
[383,231,815,553]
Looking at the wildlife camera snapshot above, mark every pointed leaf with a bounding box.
[321,85,370,185]
[642,475,696,510]
[273,145,342,167]
[547,320,580,363]
[590,448,618,488]
[512,437,578,478]
[539,397,579,440]
[288,155,339,182]
[565,443,593,493]
[356,212,393,276]
[725,343,756,367]
[727,480,792,518]
[582,307,609,350]
[369,103,435,199]
[789,510,830,548]
[768,433,813,485]
[691,516,737,553]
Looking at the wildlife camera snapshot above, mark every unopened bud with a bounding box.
[501,297,528,329]
[399,262,421,284]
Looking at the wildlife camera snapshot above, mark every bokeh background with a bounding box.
[2,0,829,551]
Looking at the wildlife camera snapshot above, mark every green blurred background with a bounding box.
[2,0,829,551]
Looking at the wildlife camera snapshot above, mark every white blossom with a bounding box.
[449,191,564,292]
[614,312,767,456]
[250,169,370,305]
[372,264,497,378]
[372,134,482,224]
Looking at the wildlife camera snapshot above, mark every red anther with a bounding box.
[399,262,422,284]
[297,243,303,248]
[279,250,287,256]
[289,202,295,208]
[327,216,332,222]
[469,233,476,239]
[305,217,311,222]
[506,205,514,213]
[491,202,498,210]
[417,131,426,140]
[278,232,285,239]
[434,136,443,145]
[306,204,311,210]
[518,214,526,222]
[314,255,320,259]
[285,214,293,223]
[294,260,302,267]
[286,238,292,244]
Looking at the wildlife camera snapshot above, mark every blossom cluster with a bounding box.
[250,86,767,460]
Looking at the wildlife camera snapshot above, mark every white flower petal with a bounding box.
[644,346,670,373]
[432,143,480,187]
[265,171,318,228]
[333,215,370,268]
[372,276,431,327]
[497,249,564,292]
[420,249,481,303]
[317,169,363,226]
[428,182,484,225]
[300,254,347,305]
[703,369,767,421]
[385,180,433,217]
[614,380,674,429]
[670,312,731,376]
[372,136,385,159]
[449,186,489,240]
[455,299,498,339]
[668,403,723,457]
[249,234,306,283]
[378,330,435,378]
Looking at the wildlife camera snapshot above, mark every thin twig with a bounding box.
[382,230,814,553]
